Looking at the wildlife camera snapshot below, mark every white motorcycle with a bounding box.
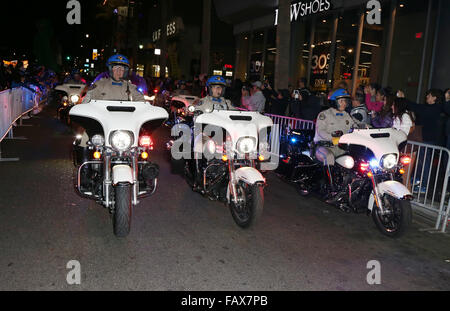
[290,127,413,237]
[69,100,168,237]
[54,83,86,124]
[169,106,274,228]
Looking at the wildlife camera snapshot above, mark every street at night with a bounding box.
[0,107,449,291]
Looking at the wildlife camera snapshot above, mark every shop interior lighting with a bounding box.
[361,42,380,47]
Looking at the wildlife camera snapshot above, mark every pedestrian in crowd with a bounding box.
[240,83,251,109]
[289,88,302,118]
[270,89,290,116]
[392,97,415,136]
[261,79,278,113]
[444,88,450,149]
[227,79,243,107]
[191,75,202,97]
[400,88,445,190]
[371,92,394,129]
[364,83,384,113]
[247,81,265,113]
[350,92,370,126]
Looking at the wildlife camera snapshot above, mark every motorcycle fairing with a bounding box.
[70,100,169,147]
[339,128,407,161]
[195,110,273,152]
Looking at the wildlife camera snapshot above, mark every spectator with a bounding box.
[444,88,450,149]
[289,89,302,118]
[247,81,265,112]
[364,83,385,113]
[227,79,243,107]
[270,89,290,116]
[392,97,415,136]
[240,84,251,109]
[350,92,370,126]
[405,89,445,146]
[301,93,322,121]
[371,93,394,128]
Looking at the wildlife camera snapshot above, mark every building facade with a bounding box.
[215,0,449,102]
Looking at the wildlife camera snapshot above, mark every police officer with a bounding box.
[195,76,233,113]
[314,89,357,167]
[82,54,144,104]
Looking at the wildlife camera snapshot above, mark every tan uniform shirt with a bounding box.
[314,107,357,143]
[195,96,233,113]
[81,78,145,104]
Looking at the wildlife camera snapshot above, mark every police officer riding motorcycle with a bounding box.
[169,75,272,228]
[278,88,413,237]
[70,54,168,237]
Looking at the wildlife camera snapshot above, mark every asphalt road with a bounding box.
[0,105,449,291]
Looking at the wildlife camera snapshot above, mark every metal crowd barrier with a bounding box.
[0,87,39,162]
[401,142,450,233]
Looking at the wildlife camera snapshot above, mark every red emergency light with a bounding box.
[416,32,423,39]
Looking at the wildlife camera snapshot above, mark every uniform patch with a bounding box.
[319,113,326,120]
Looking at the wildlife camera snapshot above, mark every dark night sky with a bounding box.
[0,0,105,59]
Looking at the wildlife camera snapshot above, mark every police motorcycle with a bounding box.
[70,100,168,237]
[54,78,87,125]
[165,94,200,127]
[277,94,413,237]
[168,77,273,228]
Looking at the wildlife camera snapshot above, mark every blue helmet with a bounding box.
[206,75,226,97]
[329,88,351,101]
[107,54,130,79]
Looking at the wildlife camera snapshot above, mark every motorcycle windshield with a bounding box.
[69,100,169,147]
[195,110,273,149]
[339,128,407,161]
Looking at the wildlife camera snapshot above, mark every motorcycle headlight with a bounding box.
[70,95,80,103]
[188,105,196,113]
[91,134,105,147]
[381,154,397,170]
[237,137,256,154]
[110,131,134,152]
[62,96,68,101]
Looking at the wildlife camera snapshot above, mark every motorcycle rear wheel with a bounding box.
[229,181,264,228]
[372,195,412,238]
[113,183,132,237]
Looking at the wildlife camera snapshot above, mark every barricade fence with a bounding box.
[0,87,40,161]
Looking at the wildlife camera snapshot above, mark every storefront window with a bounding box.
[335,9,360,91]
[357,2,389,89]
[235,33,250,80]
[264,28,276,85]
[310,17,333,92]
[249,30,265,81]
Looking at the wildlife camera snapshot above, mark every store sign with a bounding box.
[310,44,330,91]
[275,0,331,25]
[152,18,184,42]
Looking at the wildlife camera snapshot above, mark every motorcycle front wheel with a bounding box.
[113,183,132,237]
[372,194,412,238]
[229,181,264,228]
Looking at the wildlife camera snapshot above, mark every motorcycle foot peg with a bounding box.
[142,163,160,180]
